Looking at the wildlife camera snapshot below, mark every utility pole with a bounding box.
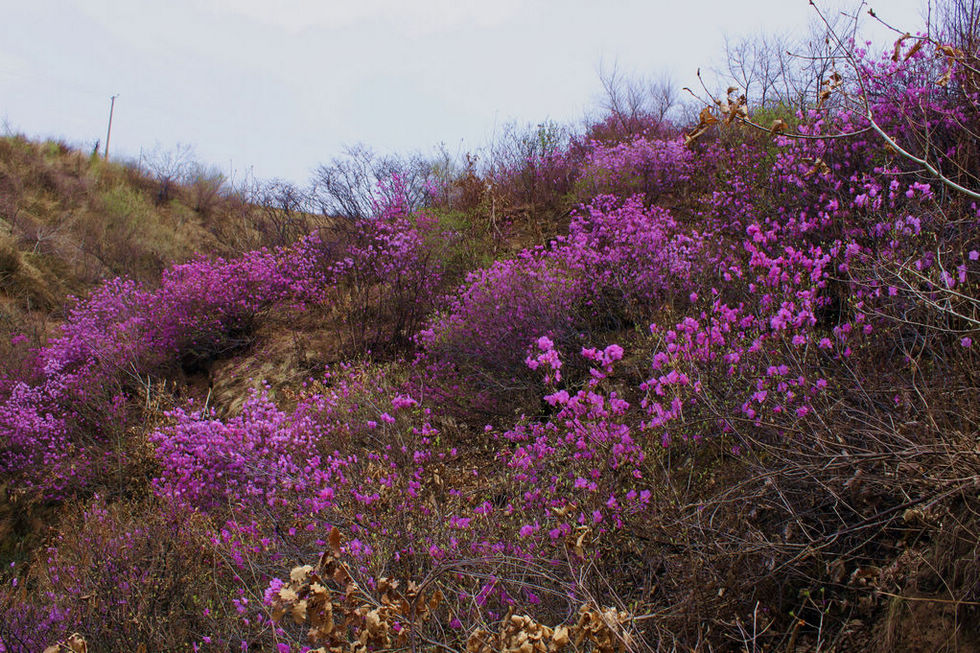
[104,94,119,161]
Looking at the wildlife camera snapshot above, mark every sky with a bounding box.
[0,0,929,187]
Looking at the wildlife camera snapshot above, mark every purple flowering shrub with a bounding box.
[6,26,980,653]
[560,194,703,320]
[149,392,324,512]
[0,333,41,397]
[0,499,221,652]
[0,174,456,499]
[0,280,147,496]
[240,344,659,647]
[284,175,457,354]
[418,193,704,412]
[578,136,694,201]
[490,339,653,541]
[0,251,293,498]
[147,249,292,369]
[416,253,586,412]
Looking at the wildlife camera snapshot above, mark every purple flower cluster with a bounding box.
[581,136,693,199]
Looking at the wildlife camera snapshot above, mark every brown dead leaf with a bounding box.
[429,588,444,611]
[903,507,926,524]
[938,43,964,59]
[365,608,383,635]
[467,629,496,653]
[827,558,847,583]
[309,581,328,597]
[810,158,831,176]
[698,107,719,126]
[396,597,411,617]
[904,39,923,60]
[722,96,747,124]
[312,600,335,635]
[573,526,591,558]
[66,635,87,653]
[292,599,309,624]
[291,564,314,583]
[850,565,882,586]
[328,526,342,556]
[552,625,571,649]
[332,564,351,586]
[892,33,910,61]
[686,107,719,144]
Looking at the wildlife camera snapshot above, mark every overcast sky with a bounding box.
[1,0,928,186]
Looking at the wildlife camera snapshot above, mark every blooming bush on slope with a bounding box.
[0,177,452,499]
[0,251,290,498]
[579,135,693,200]
[0,500,217,651]
[6,26,980,653]
[308,176,456,353]
[418,193,702,412]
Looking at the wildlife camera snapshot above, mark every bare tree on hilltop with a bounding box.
[590,62,680,141]
[720,7,857,111]
[934,0,980,52]
[311,144,434,220]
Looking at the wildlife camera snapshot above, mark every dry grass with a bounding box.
[0,135,282,346]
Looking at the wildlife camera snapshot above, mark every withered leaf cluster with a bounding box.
[269,527,636,653]
[42,633,88,653]
[466,605,632,653]
[685,88,749,144]
[269,527,445,653]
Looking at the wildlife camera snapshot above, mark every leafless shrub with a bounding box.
[253,179,312,246]
[312,144,434,220]
[591,62,680,141]
[718,9,857,112]
[185,162,226,217]
[935,0,980,53]
[142,143,194,205]
[482,120,578,231]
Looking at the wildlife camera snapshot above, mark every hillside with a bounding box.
[2,12,980,653]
